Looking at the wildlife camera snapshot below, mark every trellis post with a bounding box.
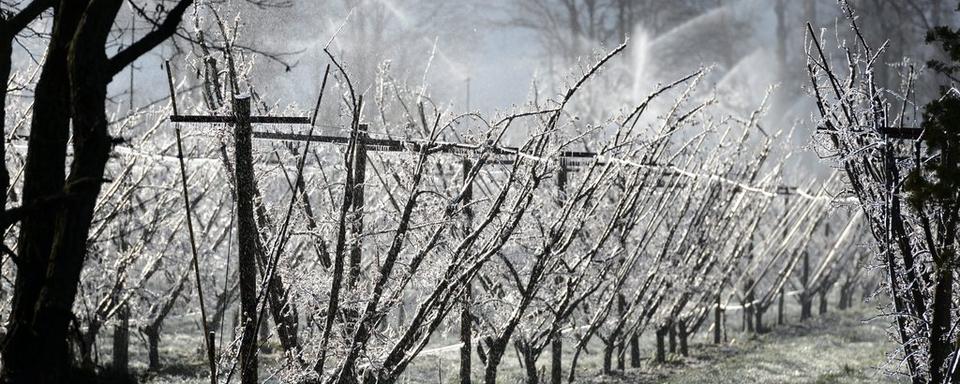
[233,94,259,384]
[551,163,567,384]
[348,124,368,288]
[459,159,473,384]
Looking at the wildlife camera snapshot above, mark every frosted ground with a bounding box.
[137,303,900,383]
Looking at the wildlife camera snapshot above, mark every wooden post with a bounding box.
[234,95,259,384]
[460,159,473,384]
[168,61,217,384]
[348,123,368,288]
[551,164,567,384]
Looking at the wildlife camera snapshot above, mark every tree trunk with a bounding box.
[2,2,190,382]
[79,321,102,371]
[551,335,562,384]
[777,287,785,325]
[602,338,613,374]
[112,305,130,377]
[743,279,755,332]
[460,285,472,384]
[818,288,828,315]
[517,341,538,384]
[654,327,666,363]
[930,268,953,383]
[482,342,506,384]
[677,321,688,357]
[145,326,160,372]
[0,32,12,206]
[800,293,812,321]
[2,2,79,381]
[668,323,676,354]
[755,305,765,334]
[629,333,640,368]
[24,1,119,381]
[713,294,722,344]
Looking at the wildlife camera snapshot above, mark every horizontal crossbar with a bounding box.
[252,131,599,166]
[877,126,923,140]
[170,115,311,124]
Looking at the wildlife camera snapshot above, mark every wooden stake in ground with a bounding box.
[167,60,217,384]
[233,95,259,384]
[460,159,473,384]
[348,124,368,288]
[552,164,567,384]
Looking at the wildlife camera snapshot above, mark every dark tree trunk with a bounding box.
[677,321,688,357]
[482,341,507,384]
[930,268,953,383]
[2,2,79,381]
[777,287,785,325]
[2,2,190,383]
[713,294,722,344]
[654,327,666,363]
[79,321,102,371]
[460,286,472,384]
[551,335,562,384]
[145,326,160,372]
[0,34,11,205]
[629,333,640,368]
[516,341,538,384]
[755,305,765,334]
[112,305,130,377]
[602,338,613,374]
[668,323,676,354]
[819,289,828,315]
[743,279,755,332]
[800,293,812,321]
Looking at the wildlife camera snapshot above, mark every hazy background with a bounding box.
[91,0,955,182]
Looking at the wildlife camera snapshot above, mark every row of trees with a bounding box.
[156,35,862,384]
[807,2,960,383]
[0,1,877,384]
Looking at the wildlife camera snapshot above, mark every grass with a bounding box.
[135,305,903,383]
[579,306,902,384]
